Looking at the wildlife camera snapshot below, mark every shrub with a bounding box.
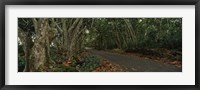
[50,55,101,72]
[79,55,101,72]
[50,47,67,64]
[51,65,78,72]
[18,56,25,72]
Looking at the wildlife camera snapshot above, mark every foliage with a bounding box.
[126,48,182,62]
[87,18,182,51]
[51,65,78,72]
[18,45,25,72]
[18,18,182,72]
[49,55,101,72]
[49,47,65,61]
[79,55,101,72]
[18,45,24,56]
[18,56,25,72]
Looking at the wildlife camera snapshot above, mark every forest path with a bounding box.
[90,50,182,72]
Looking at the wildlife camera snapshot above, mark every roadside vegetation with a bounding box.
[18,18,182,72]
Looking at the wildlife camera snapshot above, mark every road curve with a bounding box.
[90,50,182,72]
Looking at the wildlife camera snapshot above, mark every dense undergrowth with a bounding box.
[18,47,126,72]
[18,54,101,72]
[18,46,181,72]
[49,55,101,72]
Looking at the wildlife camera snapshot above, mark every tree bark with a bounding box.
[30,18,49,72]
[18,27,33,72]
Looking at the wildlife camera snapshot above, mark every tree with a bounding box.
[18,18,182,72]
[30,18,49,71]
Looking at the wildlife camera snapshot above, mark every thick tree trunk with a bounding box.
[30,18,49,72]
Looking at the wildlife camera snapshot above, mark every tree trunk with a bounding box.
[18,27,33,72]
[23,33,33,72]
[30,18,49,72]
